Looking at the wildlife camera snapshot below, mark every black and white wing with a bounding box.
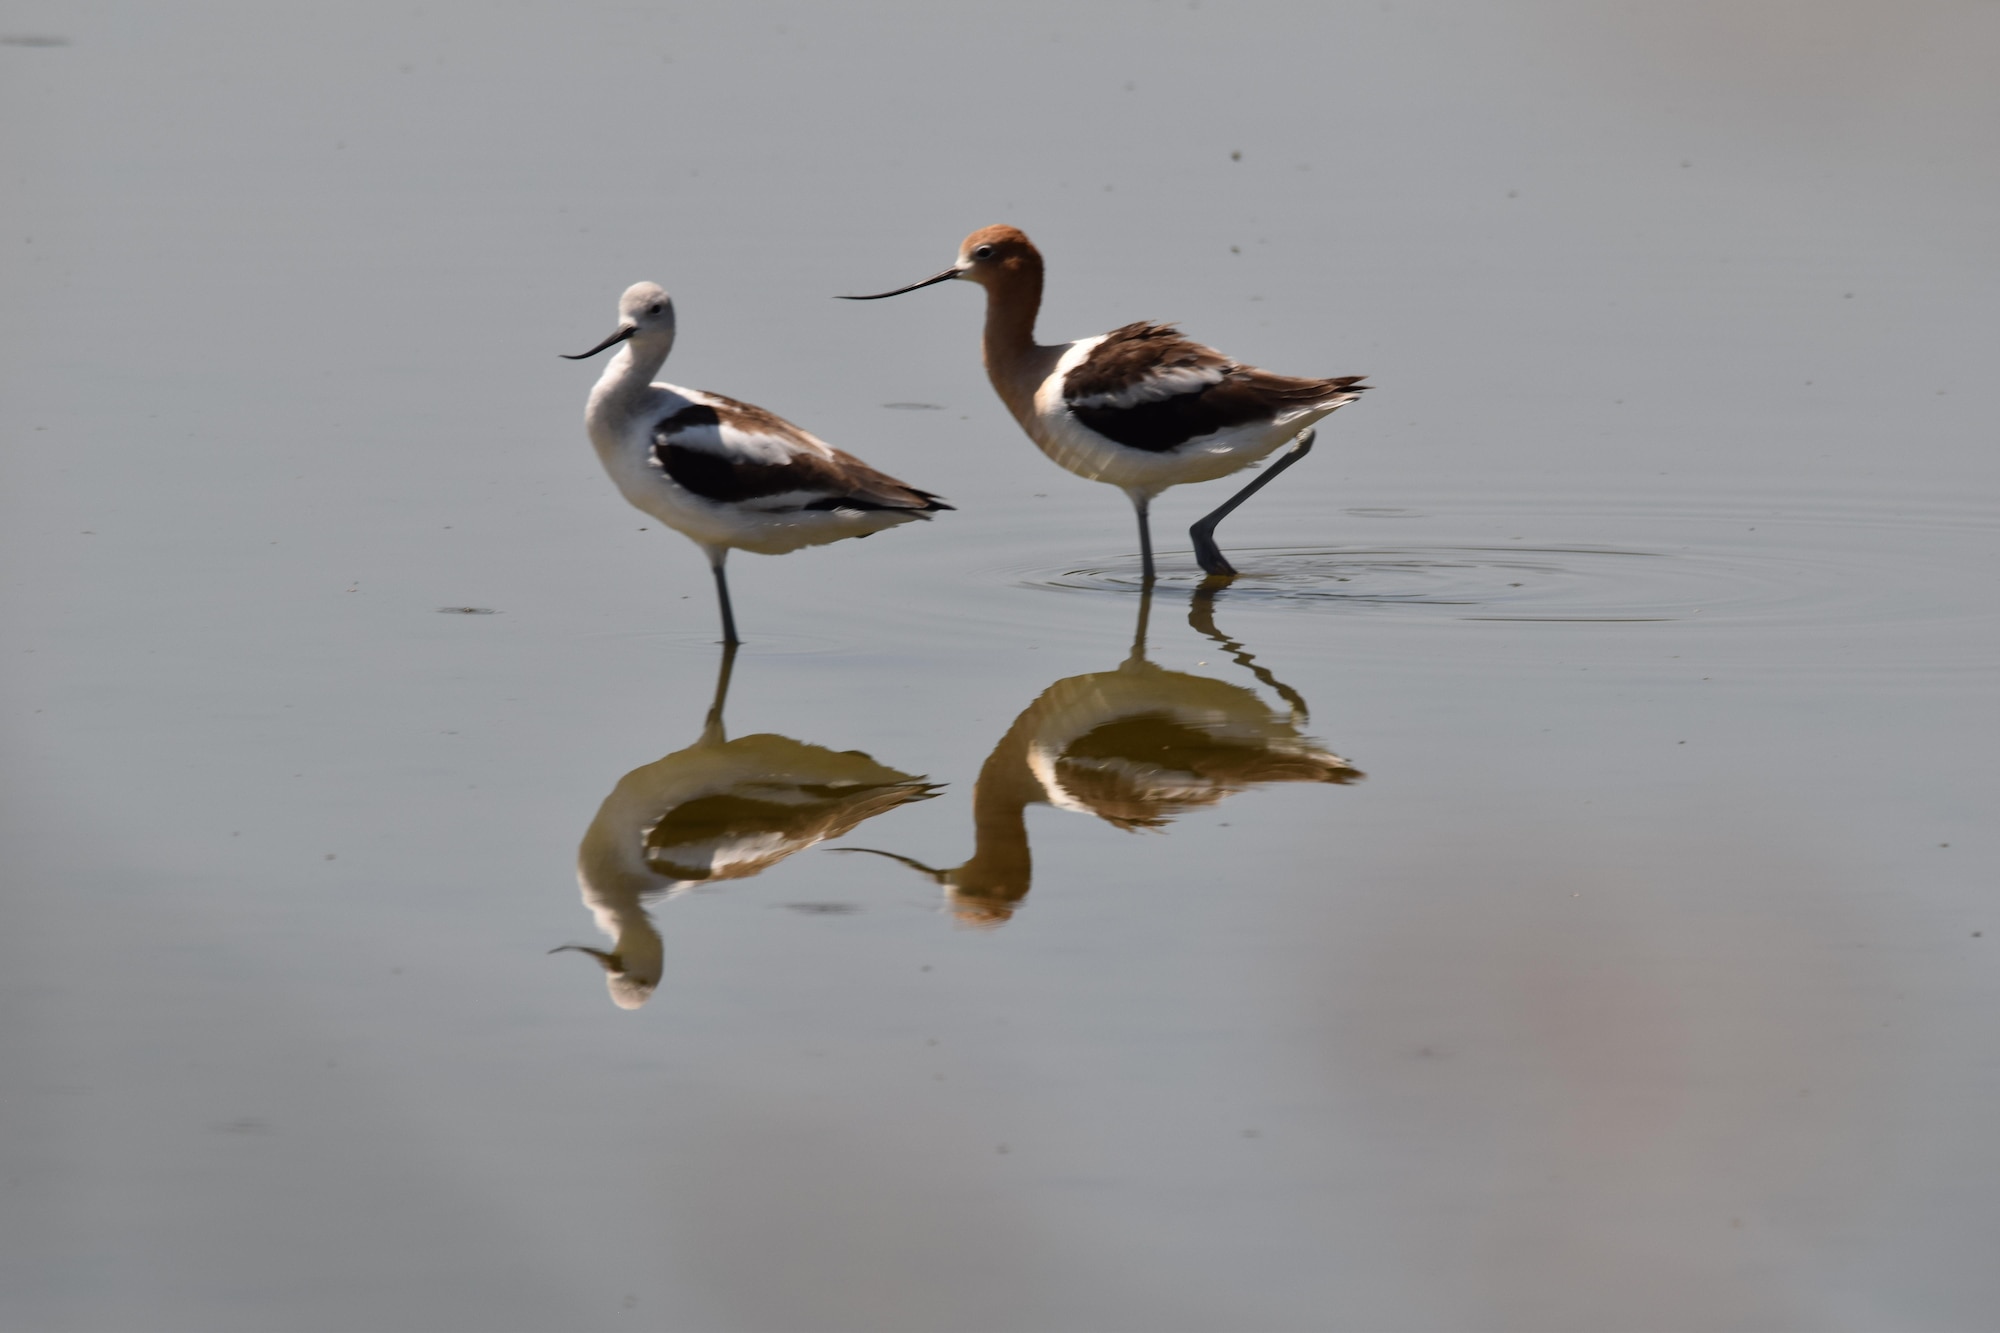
[1062,322,1366,453]
[652,392,951,513]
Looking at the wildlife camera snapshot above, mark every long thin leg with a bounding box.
[708,552,741,646]
[1129,579,1155,662]
[698,640,740,744]
[1188,428,1318,577]
[1188,583,1310,726]
[1130,492,1157,582]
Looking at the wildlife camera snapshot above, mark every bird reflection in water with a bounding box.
[554,645,940,1007]
[842,584,1361,926]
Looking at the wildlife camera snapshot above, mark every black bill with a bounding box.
[838,266,964,300]
[561,325,638,360]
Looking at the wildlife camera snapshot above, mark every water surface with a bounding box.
[5,3,1999,1329]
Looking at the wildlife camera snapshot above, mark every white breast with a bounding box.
[1019,340,1298,497]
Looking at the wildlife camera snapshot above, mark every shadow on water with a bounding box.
[552,644,940,1008]
[840,582,1361,926]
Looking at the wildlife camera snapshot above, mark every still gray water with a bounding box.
[5,3,1999,1329]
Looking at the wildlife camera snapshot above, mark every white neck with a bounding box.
[587,333,674,419]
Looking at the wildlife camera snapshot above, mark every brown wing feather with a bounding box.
[655,400,950,511]
[1064,323,1366,454]
[1063,322,1231,403]
[810,447,954,512]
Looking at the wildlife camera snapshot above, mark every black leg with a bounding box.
[1187,582,1310,725]
[1128,580,1155,661]
[699,640,739,743]
[1188,428,1318,577]
[1132,493,1157,582]
[710,557,741,645]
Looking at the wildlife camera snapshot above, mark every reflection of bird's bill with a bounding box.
[831,846,1016,929]
[548,941,658,1009]
[548,944,617,964]
[830,846,950,884]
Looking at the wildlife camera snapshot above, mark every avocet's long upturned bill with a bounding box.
[843,226,1367,579]
[565,282,951,643]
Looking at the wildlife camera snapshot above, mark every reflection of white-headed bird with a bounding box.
[842,587,1359,926]
[844,226,1367,579]
[565,282,951,644]
[556,649,937,1007]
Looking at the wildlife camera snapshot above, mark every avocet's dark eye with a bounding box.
[646,303,665,315]
[972,244,995,260]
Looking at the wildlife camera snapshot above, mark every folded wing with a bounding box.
[1063,322,1367,454]
[653,393,951,513]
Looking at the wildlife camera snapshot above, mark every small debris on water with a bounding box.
[437,606,497,615]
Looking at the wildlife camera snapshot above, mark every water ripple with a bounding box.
[1001,491,2000,678]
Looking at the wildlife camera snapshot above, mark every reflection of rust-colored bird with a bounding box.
[842,586,1360,926]
[554,645,938,1007]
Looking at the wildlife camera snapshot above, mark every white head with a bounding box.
[562,281,677,360]
[549,928,665,1010]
